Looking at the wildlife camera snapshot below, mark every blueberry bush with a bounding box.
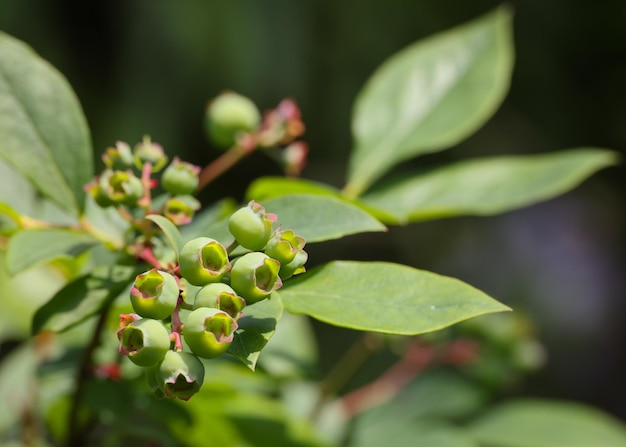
[1,6,625,447]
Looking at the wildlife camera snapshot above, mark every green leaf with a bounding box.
[281,261,509,335]
[0,32,93,215]
[346,6,514,196]
[228,291,284,371]
[32,264,138,334]
[146,214,183,258]
[468,399,626,447]
[6,228,100,275]
[180,197,237,240]
[361,149,619,223]
[260,194,386,243]
[0,202,21,234]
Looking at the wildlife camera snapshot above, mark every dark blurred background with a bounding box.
[1,0,625,420]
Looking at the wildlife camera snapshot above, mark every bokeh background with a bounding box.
[1,0,625,421]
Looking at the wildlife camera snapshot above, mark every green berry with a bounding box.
[230,252,282,304]
[183,307,237,359]
[279,249,308,280]
[205,92,261,148]
[178,237,231,286]
[134,135,168,172]
[163,195,200,226]
[193,283,246,319]
[98,169,144,207]
[102,141,134,170]
[265,229,306,265]
[117,318,171,367]
[228,201,275,250]
[161,157,200,195]
[130,269,180,320]
[158,350,204,401]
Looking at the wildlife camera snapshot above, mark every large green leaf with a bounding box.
[345,6,513,196]
[468,399,626,447]
[6,228,100,275]
[0,31,93,216]
[32,264,138,334]
[228,291,284,371]
[361,148,619,224]
[280,261,509,335]
[260,194,386,243]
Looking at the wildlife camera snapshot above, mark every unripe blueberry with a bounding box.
[146,364,165,399]
[98,169,144,207]
[117,318,171,367]
[183,308,238,359]
[193,283,246,319]
[230,252,282,304]
[158,350,204,401]
[134,135,168,172]
[85,180,115,208]
[163,195,200,226]
[178,237,231,286]
[161,157,201,196]
[279,249,308,280]
[264,229,306,265]
[102,141,134,171]
[228,201,276,250]
[130,269,180,320]
[205,92,261,148]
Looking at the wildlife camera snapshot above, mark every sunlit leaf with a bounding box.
[346,6,513,196]
[146,214,184,258]
[0,31,93,215]
[281,261,509,335]
[361,149,619,223]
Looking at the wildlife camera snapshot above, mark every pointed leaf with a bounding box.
[228,291,284,370]
[260,194,386,243]
[468,399,626,447]
[346,6,513,196]
[0,31,93,215]
[146,214,183,258]
[6,228,100,275]
[281,261,509,335]
[361,149,619,223]
[32,264,138,334]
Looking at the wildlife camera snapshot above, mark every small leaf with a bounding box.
[247,177,401,224]
[361,149,619,223]
[281,261,509,335]
[346,6,514,196]
[146,214,183,258]
[32,264,138,334]
[0,31,93,215]
[468,399,626,447]
[259,194,386,243]
[6,228,100,275]
[228,291,284,371]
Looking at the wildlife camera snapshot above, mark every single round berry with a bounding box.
[117,318,171,367]
[230,252,282,304]
[279,249,308,280]
[205,92,261,148]
[178,237,231,286]
[158,350,205,401]
[264,229,306,265]
[183,307,237,359]
[130,269,179,320]
[193,283,246,319]
[161,157,200,196]
[228,201,275,250]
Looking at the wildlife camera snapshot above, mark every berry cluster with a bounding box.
[117,201,307,401]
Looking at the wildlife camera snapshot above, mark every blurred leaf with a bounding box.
[229,291,284,371]
[146,214,183,258]
[351,419,477,447]
[6,228,99,275]
[346,6,513,196]
[260,194,386,243]
[0,31,93,216]
[0,202,21,234]
[0,342,37,433]
[258,312,319,378]
[361,149,619,223]
[468,399,626,447]
[281,261,509,335]
[32,264,138,334]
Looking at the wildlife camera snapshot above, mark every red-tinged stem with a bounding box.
[170,296,186,351]
[196,135,257,193]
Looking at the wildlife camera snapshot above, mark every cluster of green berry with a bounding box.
[86,136,201,226]
[117,201,307,401]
